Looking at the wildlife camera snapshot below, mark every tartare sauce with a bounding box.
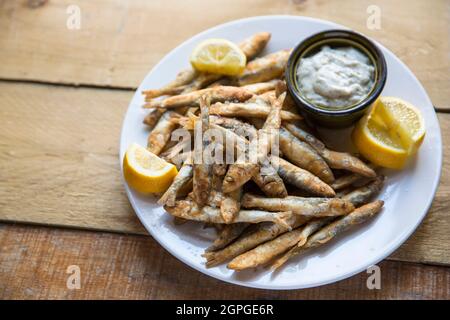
[296,46,375,109]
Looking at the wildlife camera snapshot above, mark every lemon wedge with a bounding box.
[190,38,246,76]
[352,97,425,169]
[123,143,178,193]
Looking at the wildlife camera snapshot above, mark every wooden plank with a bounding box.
[0,224,448,299]
[0,0,448,109]
[388,113,450,264]
[0,81,145,234]
[0,81,449,265]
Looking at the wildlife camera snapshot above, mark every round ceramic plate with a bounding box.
[119,16,442,289]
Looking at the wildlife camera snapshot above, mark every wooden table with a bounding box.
[0,0,449,299]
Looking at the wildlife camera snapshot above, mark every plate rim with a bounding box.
[119,15,443,290]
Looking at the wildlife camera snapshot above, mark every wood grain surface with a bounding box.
[0,0,449,299]
[0,0,448,110]
[0,224,449,299]
[0,81,449,265]
[0,82,144,234]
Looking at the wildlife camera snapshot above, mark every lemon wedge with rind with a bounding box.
[352,97,425,169]
[190,38,246,76]
[375,97,425,155]
[123,143,178,193]
[352,112,408,169]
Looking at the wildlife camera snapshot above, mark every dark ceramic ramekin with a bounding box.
[285,29,387,128]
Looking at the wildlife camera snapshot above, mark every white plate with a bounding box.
[119,16,442,289]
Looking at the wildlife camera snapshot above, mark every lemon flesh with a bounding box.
[352,97,425,169]
[375,97,425,155]
[190,38,246,76]
[123,143,178,193]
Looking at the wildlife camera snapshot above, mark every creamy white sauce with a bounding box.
[296,45,375,109]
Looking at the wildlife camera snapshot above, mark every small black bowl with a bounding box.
[285,29,387,128]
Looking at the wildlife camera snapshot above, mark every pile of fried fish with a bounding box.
[142,32,385,272]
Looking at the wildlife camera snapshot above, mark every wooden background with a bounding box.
[0,0,449,299]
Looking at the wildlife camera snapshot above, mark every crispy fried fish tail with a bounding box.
[228,217,332,271]
[284,123,326,152]
[239,32,271,60]
[227,227,306,271]
[203,215,308,267]
[238,49,292,86]
[142,69,198,99]
[206,223,250,252]
[208,115,258,140]
[158,154,193,206]
[342,176,385,207]
[331,165,377,190]
[221,187,242,223]
[321,149,377,178]
[241,80,281,95]
[147,111,181,155]
[271,217,335,270]
[272,201,384,270]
